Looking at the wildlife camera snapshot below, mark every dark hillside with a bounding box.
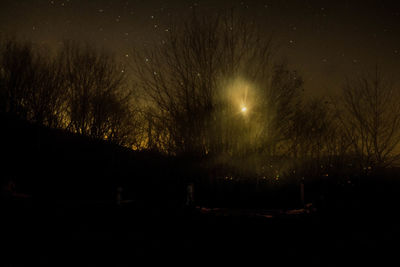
[0,113,185,205]
[2,113,400,266]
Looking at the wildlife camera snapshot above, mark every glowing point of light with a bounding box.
[241,107,247,113]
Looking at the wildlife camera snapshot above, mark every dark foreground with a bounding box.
[3,198,400,266]
[3,111,400,265]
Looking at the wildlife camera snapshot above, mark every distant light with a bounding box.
[241,107,247,113]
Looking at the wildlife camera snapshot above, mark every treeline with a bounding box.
[131,11,400,180]
[0,38,141,147]
[1,10,400,183]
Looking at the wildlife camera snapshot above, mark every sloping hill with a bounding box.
[0,113,185,204]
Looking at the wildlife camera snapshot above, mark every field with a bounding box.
[2,114,400,266]
[3,194,400,266]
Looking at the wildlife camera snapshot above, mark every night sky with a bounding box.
[1,0,399,96]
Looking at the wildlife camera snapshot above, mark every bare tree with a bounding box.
[340,67,400,168]
[255,63,304,157]
[0,38,66,128]
[0,38,36,119]
[0,38,142,147]
[59,41,138,146]
[131,10,275,156]
[26,50,67,128]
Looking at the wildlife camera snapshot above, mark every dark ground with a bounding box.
[2,114,400,266]
[3,197,400,266]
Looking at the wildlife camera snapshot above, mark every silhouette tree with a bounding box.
[256,63,303,157]
[0,38,36,119]
[340,67,400,168]
[0,38,142,147]
[132,10,276,156]
[0,38,66,128]
[59,41,139,146]
[26,50,67,128]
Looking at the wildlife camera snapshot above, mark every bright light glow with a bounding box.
[241,107,247,113]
